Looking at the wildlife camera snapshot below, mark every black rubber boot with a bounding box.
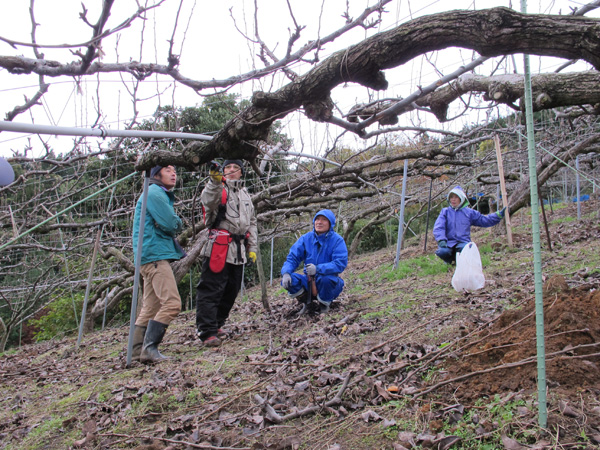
[131,325,146,360]
[318,301,331,314]
[140,320,170,364]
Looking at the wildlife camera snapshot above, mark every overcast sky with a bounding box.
[0,0,597,159]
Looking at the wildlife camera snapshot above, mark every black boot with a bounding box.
[131,325,146,360]
[294,289,309,304]
[140,320,170,364]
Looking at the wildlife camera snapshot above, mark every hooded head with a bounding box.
[313,209,336,235]
[448,186,467,209]
[0,157,15,186]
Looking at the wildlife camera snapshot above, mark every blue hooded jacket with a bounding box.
[132,182,184,265]
[281,209,348,278]
[433,186,501,247]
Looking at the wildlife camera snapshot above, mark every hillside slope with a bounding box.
[1,201,600,450]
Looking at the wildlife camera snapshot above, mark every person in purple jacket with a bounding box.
[433,186,505,264]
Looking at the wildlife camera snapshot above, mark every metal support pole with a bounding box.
[49,211,80,329]
[563,169,568,204]
[126,171,150,368]
[576,155,581,220]
[423,178,433,252]
[522,0,547,427]
[394,159,409,269]
[241,264,245,297]
[99,187,117,331]
[101,288,109,330]
[256,243,270,312]
[77,227,102,348]
[189,268,193,311]
[270,237,274,286]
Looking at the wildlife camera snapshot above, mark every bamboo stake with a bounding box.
[493,135,513,247]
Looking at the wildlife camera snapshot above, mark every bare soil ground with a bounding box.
[1,201,600,450]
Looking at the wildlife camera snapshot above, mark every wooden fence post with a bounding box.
[494,135,513,248]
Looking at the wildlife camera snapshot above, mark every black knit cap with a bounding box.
[150,165,164,178]
[223,159,244,174]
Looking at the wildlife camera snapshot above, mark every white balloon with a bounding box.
[0,157,15,186]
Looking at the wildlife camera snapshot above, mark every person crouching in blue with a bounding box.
[281,209,348,314]
[433,186,505,264]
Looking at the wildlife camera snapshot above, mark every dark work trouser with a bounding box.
[195,259,243,340]
[435,242,467,264]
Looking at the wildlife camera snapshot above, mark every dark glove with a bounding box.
[496,207,506,218]
[305,264,317,276]
[282,273,292,289]
[438,240,447,248]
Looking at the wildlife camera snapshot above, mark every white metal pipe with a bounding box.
[0,120,213,141]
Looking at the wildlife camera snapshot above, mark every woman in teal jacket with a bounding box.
[132,180,184,264]
[131,166,185,363]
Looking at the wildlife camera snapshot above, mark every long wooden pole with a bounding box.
[494,135,513,247]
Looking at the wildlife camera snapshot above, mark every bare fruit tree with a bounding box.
[1,0,600,345]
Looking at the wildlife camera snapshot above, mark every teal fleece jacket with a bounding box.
[132,182,184,265]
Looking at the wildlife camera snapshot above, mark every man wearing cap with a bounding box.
[195,160,258,347]
[131,165,185,363]
[281,209,348,315]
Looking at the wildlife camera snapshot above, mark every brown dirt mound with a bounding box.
[443,275,600,401]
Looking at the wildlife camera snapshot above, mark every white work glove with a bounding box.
[305,264,317,276]
[282,273,292,289]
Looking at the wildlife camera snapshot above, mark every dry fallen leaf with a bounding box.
[501,434,526,450]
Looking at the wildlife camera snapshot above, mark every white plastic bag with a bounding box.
[452,241,485,292]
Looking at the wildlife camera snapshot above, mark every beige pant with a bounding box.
[135,260,181,326]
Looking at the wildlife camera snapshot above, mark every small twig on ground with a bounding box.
[202,363,290,420]
[255,370,355,424]
[100,433,252,449]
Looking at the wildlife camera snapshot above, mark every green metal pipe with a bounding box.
[0,171,136,252]
[521,0,547,429]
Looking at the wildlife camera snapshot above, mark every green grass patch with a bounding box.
[550,216,576,225]
[9,415,78,450]
[379,255,448,282]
